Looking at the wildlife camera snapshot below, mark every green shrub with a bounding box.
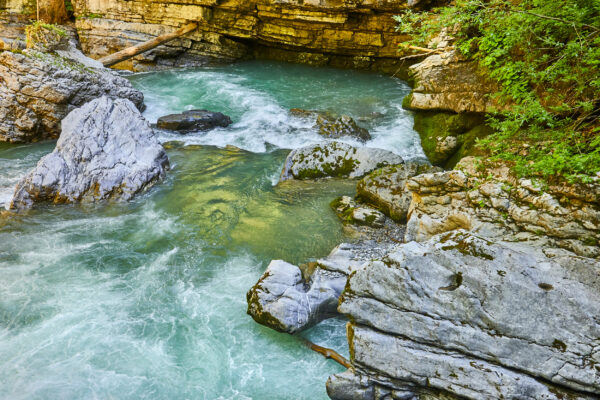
[396,0,600,183]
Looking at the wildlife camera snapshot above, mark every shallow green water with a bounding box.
[0,61,419,399]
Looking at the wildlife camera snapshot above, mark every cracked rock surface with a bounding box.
[0,47,144,142]
[9,96,169,210]
[327,230,600,399]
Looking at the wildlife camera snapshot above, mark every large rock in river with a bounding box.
[0,47,144,142]
[328,231,600,399]
[156,109,232,133]
[9,96,169,210]
[280,142,403,181]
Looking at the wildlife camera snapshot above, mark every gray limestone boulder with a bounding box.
[329,231,600,399]
[0,46,144,142]
[246,241,396,334]
[9,96,169,209]
[280,142,403,181]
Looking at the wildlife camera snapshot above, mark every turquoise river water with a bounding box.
[0,61,421,399]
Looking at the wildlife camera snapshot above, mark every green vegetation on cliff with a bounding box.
[398,0,600,182]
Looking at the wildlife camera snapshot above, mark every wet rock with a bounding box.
[156,109,232,133]
[279,142,403,181]
[9,96,169,210]
[317,114,371,142]
[0,46,144,142]
[290,109,371,142]
[331,196,385,228]
[405,157,600,258]
[356,162,442,222]
[329,231,600,399]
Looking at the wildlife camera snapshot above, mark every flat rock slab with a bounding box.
[156,109,232,133]
[330,231,600,399]
[280,142,403,181]
[9,96,169,209]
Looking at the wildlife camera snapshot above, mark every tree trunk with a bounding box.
[98,23,198,68]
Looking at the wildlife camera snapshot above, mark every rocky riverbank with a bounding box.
[249,152,600,400]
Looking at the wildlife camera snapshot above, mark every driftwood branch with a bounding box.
[301,338,351,368]
[98,22,198,67]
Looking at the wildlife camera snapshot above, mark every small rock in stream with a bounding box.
[156,109,232,133]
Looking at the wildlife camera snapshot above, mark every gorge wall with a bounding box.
[67,0,419,73]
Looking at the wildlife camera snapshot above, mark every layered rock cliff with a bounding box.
[69,0,418,73]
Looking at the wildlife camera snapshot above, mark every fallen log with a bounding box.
[98,22,198,67]
[301,338,351,368]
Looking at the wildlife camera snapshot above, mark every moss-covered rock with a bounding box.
[357,162,442,222]
[412,111,491,168]
[279,142,403,181]
[330,196,386,228]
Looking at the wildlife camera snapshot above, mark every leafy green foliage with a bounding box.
[396,0,600,183]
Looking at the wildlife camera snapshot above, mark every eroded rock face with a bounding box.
[329,231,600,399]
[9,96,169,210]
[280,142,403,181]
[0,48,144,142]
[247,240,398,334]
[156,109,232,133]
[69,0,415,73]
[405,157,600,258]
[403,50,501,113]
[356,162,441,222]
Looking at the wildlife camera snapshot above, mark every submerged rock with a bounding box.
[9,97,169,210]
[156,109,232,133]
[0,47,144,143]
[356,162,442,222]
[290,108,371,142]
[329,231,600,399]
[280,142,403,181]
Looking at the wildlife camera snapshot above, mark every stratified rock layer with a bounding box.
[328,231,600,399]
[280,142,403,181]
[9,96,169,209]
[70,0,414,72]
[0,48,144,142]
[405,157,600,258]
[404,50,500,114]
